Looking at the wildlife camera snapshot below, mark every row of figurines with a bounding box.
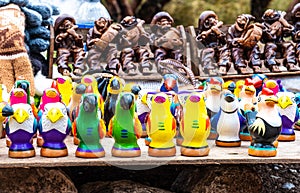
[53,3,300,79]
[1,74,299,158]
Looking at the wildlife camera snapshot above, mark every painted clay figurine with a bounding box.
[180,92,210,156]
[276,92,299,141]
[68,83,87,122]
[225,14,263,74]
[212,91,244,147]
[292,3,300,65]
[146,92,177,157]
[52,76,73,106]
[108,92,143,157]
[119,16,152,75]
[54,14,85,76]
[86,17,121,74]
[196,11,226,75]
[203,77,223,139]
[39,102,72,157]
[238,78,257,141]
[248,88,282,157]
[261,9,297,72]
[104,76,124,129]
[74,93,106,158]
[6,89,37,158]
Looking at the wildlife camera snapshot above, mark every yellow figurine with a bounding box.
[146,92,177,157]
[52,76,73,106]
[180,92,210,157]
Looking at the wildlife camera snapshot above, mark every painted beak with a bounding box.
[14,90,25,98]
[46,107,63,123]
[265,96,278,107]
[46,89,58,98]
[13,108,29,124]
[2,104,14,117]
[278,96,293,109]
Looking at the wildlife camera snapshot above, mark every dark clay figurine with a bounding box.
[119,16,153,75]
[225,14,263,74]
[291,3,300,65]
[150,12,183,72]
[54,14,85,76]
[261,9,297,72]
[196,11,227,75]
[86,17,122,74]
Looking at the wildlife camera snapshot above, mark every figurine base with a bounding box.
[294,124,300,131]
[273,140,279,148]
[75,150,105,158]
[41,147,68,158]
[239,134,252,141]
[277,134,295,142]
[73,137,80,145]
[144,138,151,146]
[248,148,277,157]
[37,135,44,147]
[6,138,11,147]
[148,146,176,157]
[141,131,148,138]
[181,146,210,157]
[9,149,35,158]
[215,140,241,147]
[111,148,141,157]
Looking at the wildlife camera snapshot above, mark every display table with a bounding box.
[1,131,300,168]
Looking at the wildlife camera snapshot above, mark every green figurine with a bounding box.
[74,93,106,158]
[108,92,143,157]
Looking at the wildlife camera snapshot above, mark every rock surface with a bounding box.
[0,168,77,193]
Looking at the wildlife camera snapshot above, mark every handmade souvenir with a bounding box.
[248,88,282,157]
[68,83,87,122]
[180,92,210,156]
[74,93,106,158]
[6,89,37,158]
[203,77,223,139]
[212,91,244,147]
[196,10,227,75]
[108,92,143,157]
[39,102,72,157]
[54,14,85,76]
[276,92,299,141]
[146,92,176,157]
[261,9,297,72]
[150,11,183,72]
[225,14,263,74]
[119,16,152,75]
[86,17,121,74]
[239,78,257,141]
[292,3,300,64]
[52,76,73,106]
[104,76,124,129]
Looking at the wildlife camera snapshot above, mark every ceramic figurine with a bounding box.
[238,78,257,141]
[74,93,106,158]
[225,14,263,74]
[81,75,104,115]
[150,11,183,71]
[262,79,279,96]
[251,74,268,96]
[222,80,236,94]
[136,89,152,137]
[180,92,210,156]
[196,10,227,75]
[248,88,282,157]
[6,89,38,158]
[68,83,87,122]
[37,88,61,147]
[233,80,245,98]
[261,9,297,72]
[146,92,177,157]
[86,17,121,74]
[108,92,143,157]
[39,102,72,157]
[54,14,85,76]
[276,92,299,141]
[0,84,13,138]
[212,91,244,147]
[119,16,152,75]
[203,77,223,139]
[104,76,124,129]
[52,76,73,106]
